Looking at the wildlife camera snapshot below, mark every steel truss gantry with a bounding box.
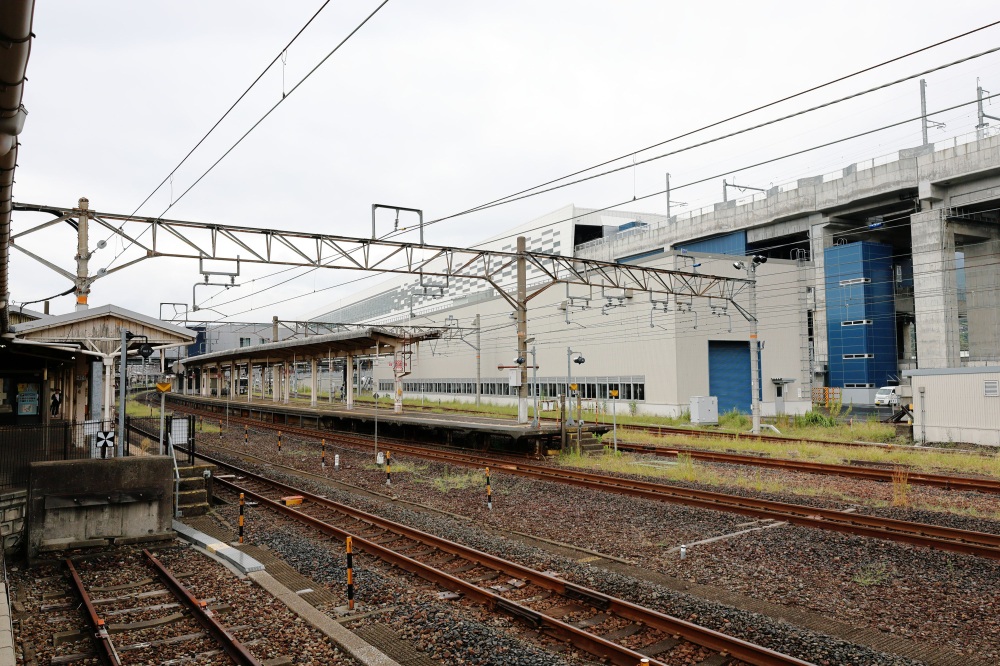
[11,201,755,423]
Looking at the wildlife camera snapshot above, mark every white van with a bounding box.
[874,386,899,406]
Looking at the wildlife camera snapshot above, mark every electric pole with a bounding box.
[516,236,528,423]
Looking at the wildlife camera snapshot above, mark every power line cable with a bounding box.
[121,1,334,225]
[422,20,1000,226]
[111,24,1000,310]
[102,0,393,272]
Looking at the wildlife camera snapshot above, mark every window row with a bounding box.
[380,380,646,401]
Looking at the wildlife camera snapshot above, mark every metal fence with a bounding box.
[125,415,195,465]
[0,414,197,491]
[0,419,119,491]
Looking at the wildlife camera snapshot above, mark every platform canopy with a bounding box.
[181,326,440,369]
[8,303,196,359]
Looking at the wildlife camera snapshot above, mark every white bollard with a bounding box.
[680,545,687,560]
[334,454,341,471]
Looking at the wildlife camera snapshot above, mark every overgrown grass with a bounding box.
[626,431,1000,479]
[428,468,484,493]
[852,563,891,587]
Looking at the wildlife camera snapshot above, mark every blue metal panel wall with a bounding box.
[676,230,747,255]
[824,242,897,388]
[708,341,751,414]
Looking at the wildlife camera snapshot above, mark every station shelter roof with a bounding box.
[181,326,441,368]
[9,303,196,359]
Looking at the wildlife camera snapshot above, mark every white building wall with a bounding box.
[906,369,1000,446]
[372,251,810,417]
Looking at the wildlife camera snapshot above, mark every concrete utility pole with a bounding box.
[920,79,929,146]
[474,314,481,406]
[748,265,761,436]
[734,256,766,435]
[272,315,279,343]
[665,173,671,219]
[75,197,90,310]
[977,80,1000,140]
[516,236,528,423]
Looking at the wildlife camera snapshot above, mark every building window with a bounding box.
[985,380,999,397]
[838,278,871,286]
[841,320,872,326]
[239,337,251,347]
[843,353,874,359]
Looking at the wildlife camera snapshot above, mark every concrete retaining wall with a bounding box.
[27,456,175,560]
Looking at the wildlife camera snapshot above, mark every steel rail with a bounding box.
[617,443,1000,494]
[209,468,813,666]
[143,550,262,666]
[168,401,1000,557]
[357,442,1000,559]
[64,559,122,666]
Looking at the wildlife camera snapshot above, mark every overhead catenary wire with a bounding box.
[141,24,1000,316]
[105,1,335,242]
[421,21,1000,227]
[197,92,999,321]
[101,0,393,273]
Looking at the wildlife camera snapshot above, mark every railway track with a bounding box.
[202,450,813,666]
[170,399,1000,496]
[167,406,1000,563]
[23,547,260,665]
[615,443,1000,494]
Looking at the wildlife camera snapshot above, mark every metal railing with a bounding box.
[0,414,198,491]
[0,419,118,491]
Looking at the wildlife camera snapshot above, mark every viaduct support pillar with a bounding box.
[911,209,961,368]
[963,227,1000,363]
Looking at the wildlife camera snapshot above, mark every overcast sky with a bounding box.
[11,1,1000,323]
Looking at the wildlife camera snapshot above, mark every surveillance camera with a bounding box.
[515,357,525,365]
[733,261,744,270]
[574,356,586,365]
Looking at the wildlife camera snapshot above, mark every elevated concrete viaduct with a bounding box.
[579,134,1000,396]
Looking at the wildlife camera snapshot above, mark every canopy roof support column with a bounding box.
[310,358,318,407]
[346,353,354,410]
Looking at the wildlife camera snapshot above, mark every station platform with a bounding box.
[168,393,608,456]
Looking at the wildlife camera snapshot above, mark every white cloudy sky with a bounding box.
[10,1,1000,323]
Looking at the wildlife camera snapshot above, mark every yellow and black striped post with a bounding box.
[321,438,326,468]
[238,493,245,544]
[346,536,355,611]
[486,467,492,510]
[639,659,650,666]
[385,451,391,486]
[244,424,249,446]
[278,431,282,453]
[219,419,223,441]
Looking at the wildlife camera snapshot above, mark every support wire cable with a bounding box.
[102,0,392,272]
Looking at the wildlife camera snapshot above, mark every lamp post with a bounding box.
[566,348,585,441]
[529,345,539,428]
[118,329,151,457]
[733,256,767,435]
[374,391,380,461]
[610,388,619,452]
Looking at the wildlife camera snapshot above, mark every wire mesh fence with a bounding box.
[0,414,196,490]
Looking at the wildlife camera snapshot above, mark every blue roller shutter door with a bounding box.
[709,341,751,414]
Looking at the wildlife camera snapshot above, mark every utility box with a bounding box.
[690,396,718,425]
